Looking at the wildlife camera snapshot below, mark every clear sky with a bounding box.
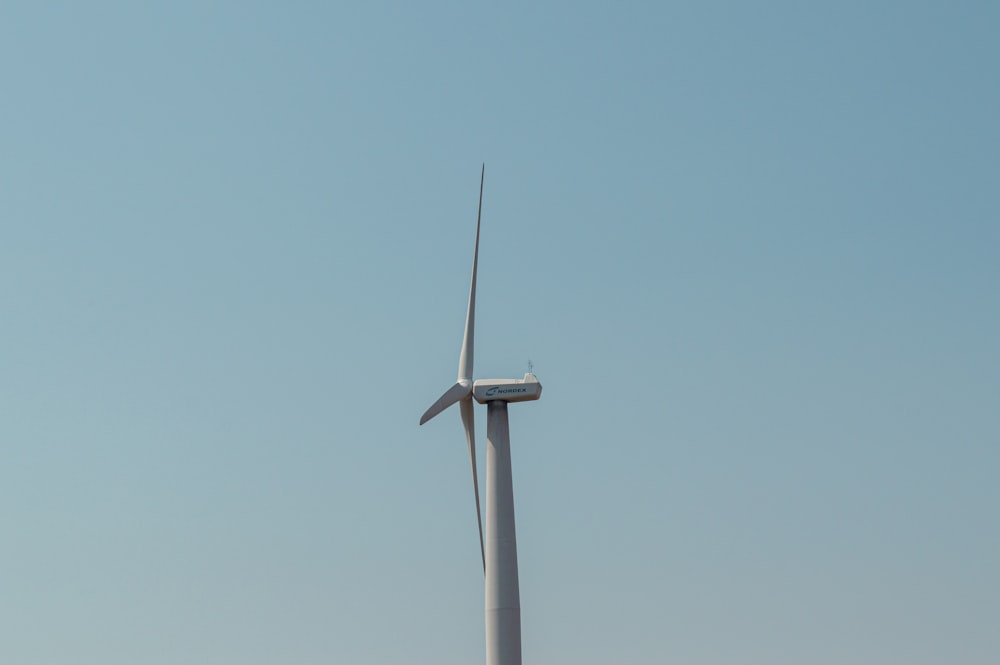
[2,2,997,663]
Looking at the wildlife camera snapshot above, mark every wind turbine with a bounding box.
[419,165,542,665]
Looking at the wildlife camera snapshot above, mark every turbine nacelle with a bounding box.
[473,373,543,404]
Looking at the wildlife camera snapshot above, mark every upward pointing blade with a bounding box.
[457,164,484,383]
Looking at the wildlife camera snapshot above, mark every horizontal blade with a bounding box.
[460,396,485,573]
[419,381,472,425]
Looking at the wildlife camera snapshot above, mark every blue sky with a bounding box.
[2,2,997,663]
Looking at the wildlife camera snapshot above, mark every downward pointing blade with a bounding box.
[460,396,486,573]
[419,381,471,425]
[457,164,484,382]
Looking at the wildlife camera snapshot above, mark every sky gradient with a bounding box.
[2,2,998,663]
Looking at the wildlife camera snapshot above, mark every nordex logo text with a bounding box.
[485,386,528,397]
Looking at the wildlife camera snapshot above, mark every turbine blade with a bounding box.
[460,396,486,574]
[419,381,471,425]
[457,164,484,382]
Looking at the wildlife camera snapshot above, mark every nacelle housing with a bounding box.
[473,373,543,404]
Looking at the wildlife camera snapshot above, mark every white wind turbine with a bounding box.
[419,165,541,665]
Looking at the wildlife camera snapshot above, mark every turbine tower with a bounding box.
[419,165,542,665]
